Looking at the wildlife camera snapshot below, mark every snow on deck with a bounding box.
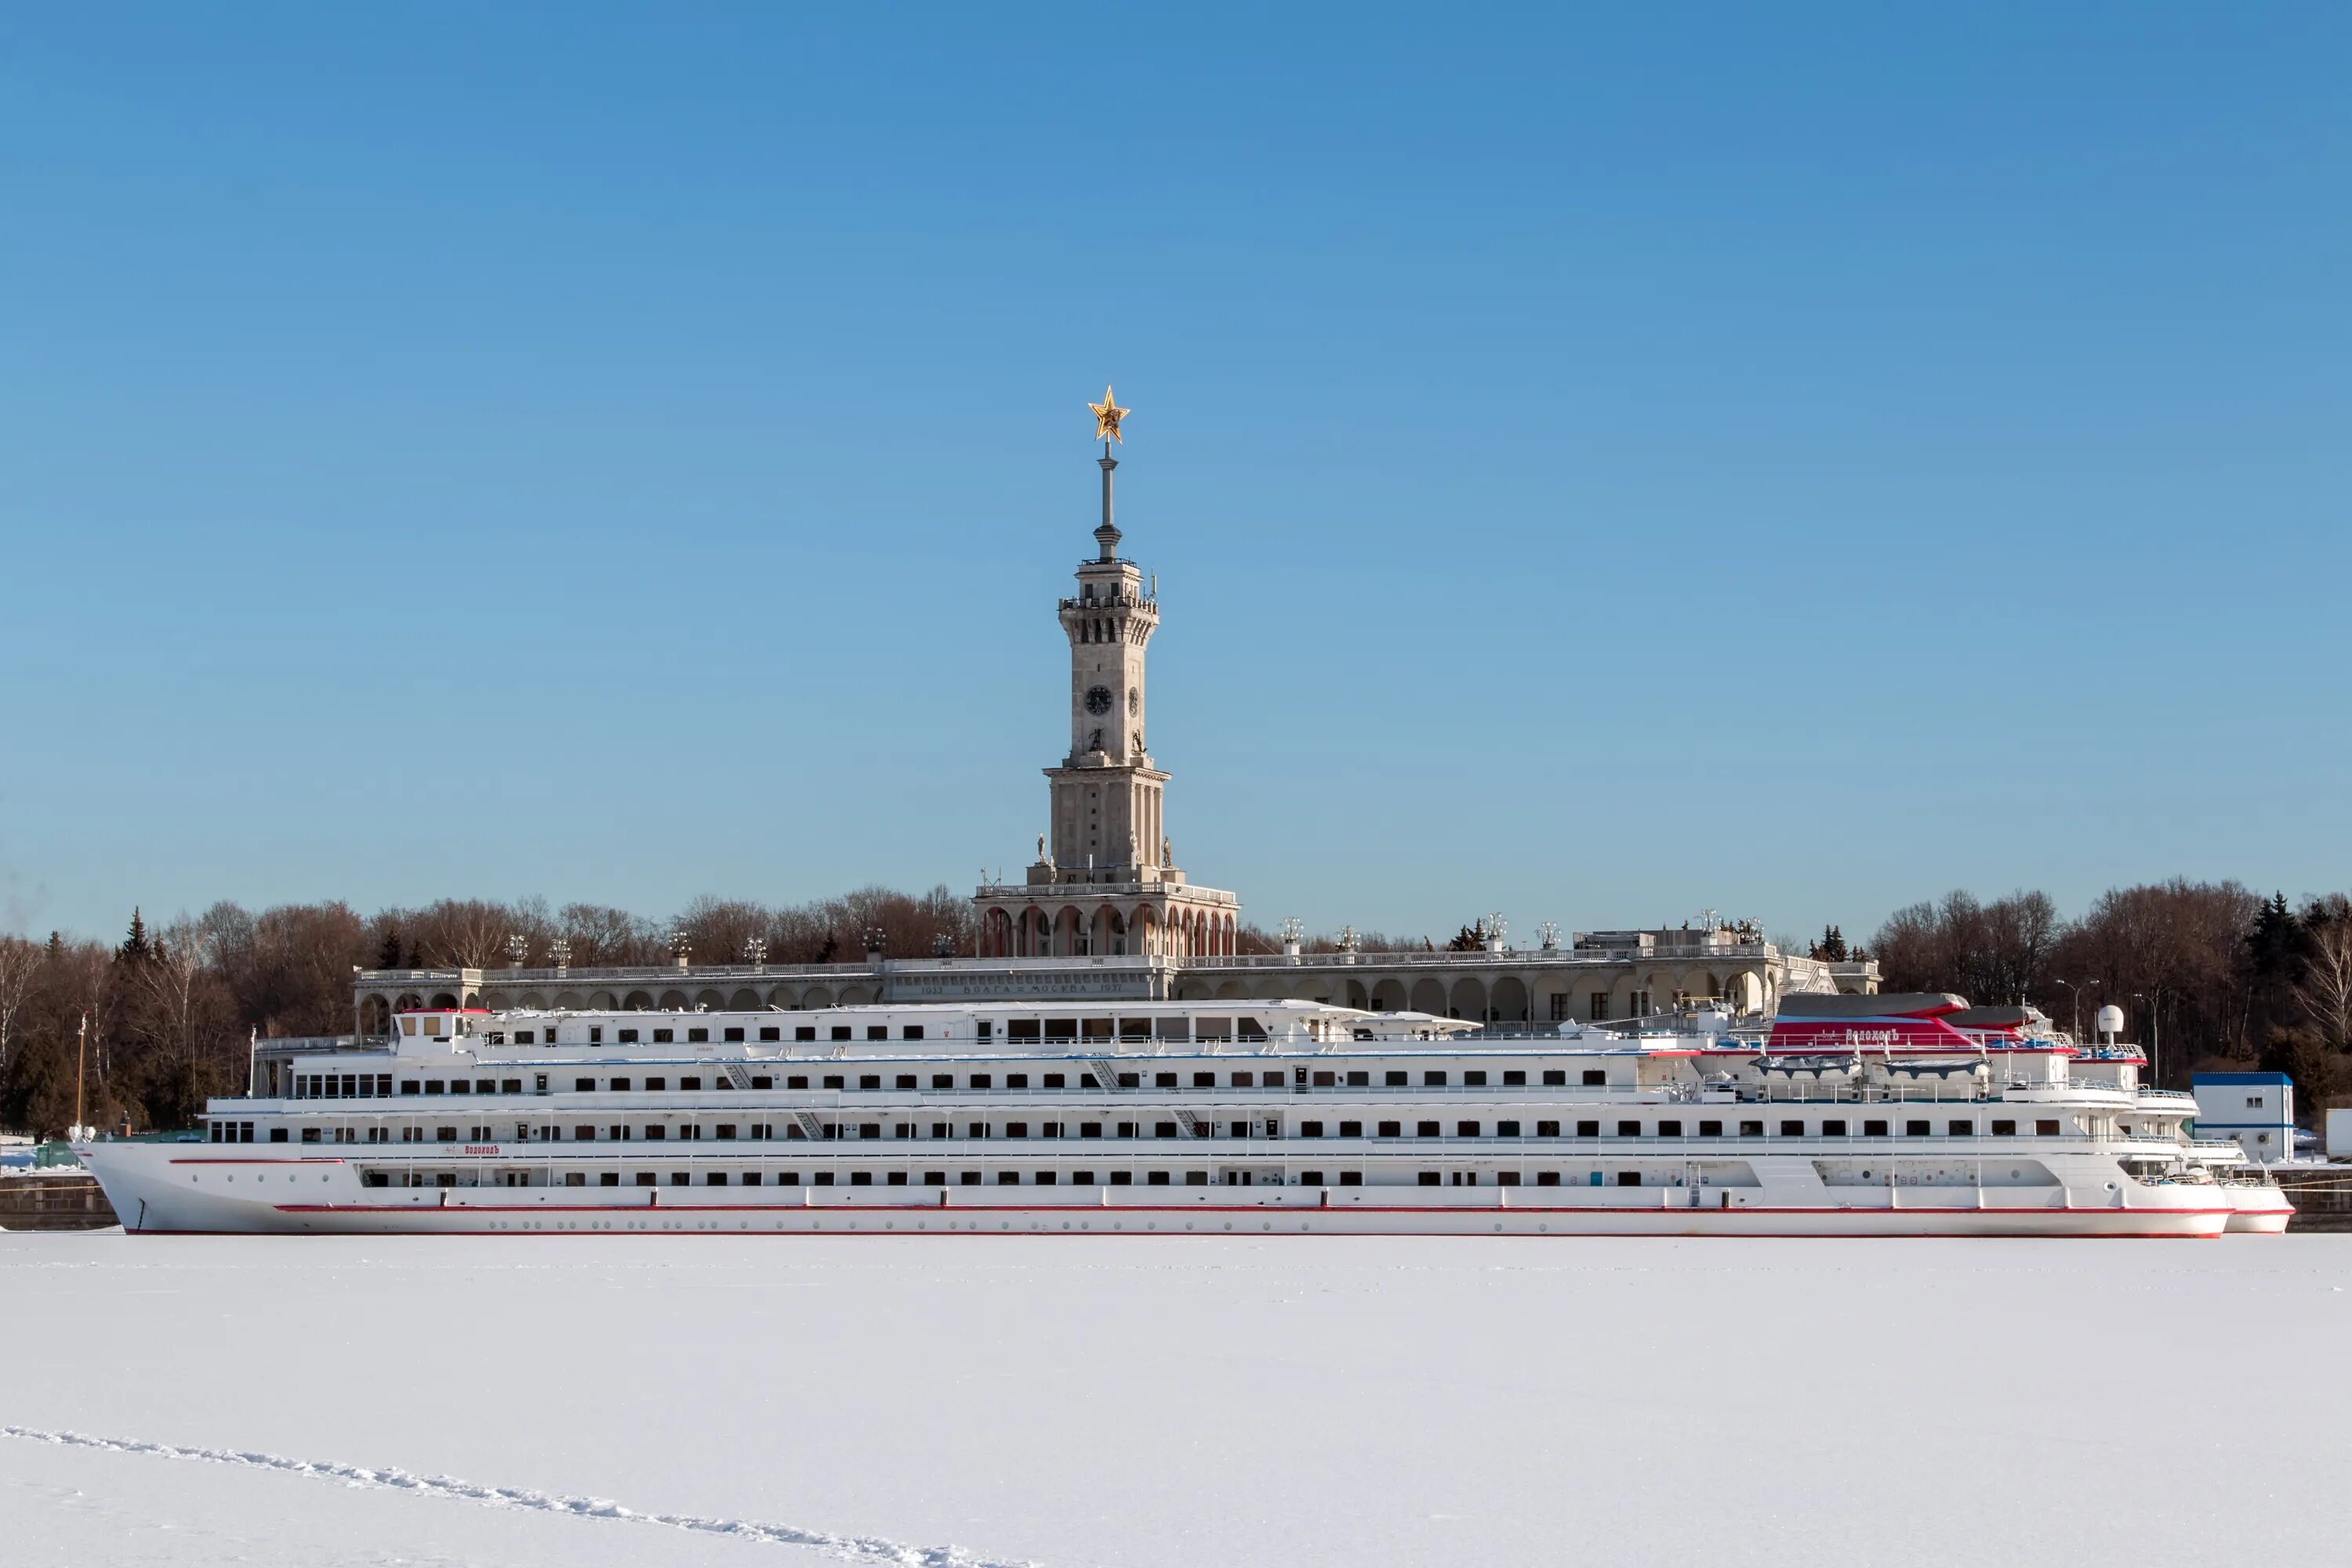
[2,1233,2346,1567]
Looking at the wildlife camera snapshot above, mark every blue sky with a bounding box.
[3,5,2347,946]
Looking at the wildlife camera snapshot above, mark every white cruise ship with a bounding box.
[78,992,2288,1237]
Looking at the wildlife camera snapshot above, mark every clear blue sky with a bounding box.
[4,5,2347,946]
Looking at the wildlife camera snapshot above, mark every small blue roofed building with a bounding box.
[2190,1072,2295,1163]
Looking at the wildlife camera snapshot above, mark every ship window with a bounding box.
[1948,1120,1974,1137]
[822,1075,844,1090]
[1464,1070,1486,1087]
[1378,1120,1401,1138]
[1145,1171,1171,1185]
[1009,1020,1042,1041]
[777,1171,799,1185]
[716,1124,737,1140]
[1045,1019,1080,1041]
[1007,1073,1029,1089]
[1120,1018,1152,1041]
[812,1171,833,1185]
[424,1080,445,1096]
[1312,1070,1336,1087]
[1425,1070,1447,1087]
[1863,1120,1888,1137]
[501,1079,521,1094]
[932,1074,953,1089]
[267,1128,285,1142]
[1577,1120,1600,1137]
[1537,1120,1559,1137]
[1185,1171,1209,1186]
[723,1028,744,1044]
[644,1125,666,1141]
[1620,1121,1642,1138]
[645,1076,666,1091]
[1193,1072,1216,1089]
[1906,1120,1930,1136]
[923,1171,946,1185]
[1740,1120,1763,1137]
[589,1028,604,1044]
[1385,1071,1407,1087]
[976,1022,993,1040]
[858,1123,880,1139]
[750,1076,771,1090]
[831,1027,851,1041]
[1118,1073,1140,1088]
[1657,1120,1682,1137]
[1226,1071,1250,1087]
[670,1172,691,1186]
[619,1029,640,1044]
[1155,1122,1178,1138]
[634,1172,656,1185]
[1034,1171,1058,1185]
[680,1076,702,1091]
[1542,1069,1566,1086]
[1503,1070,1526,1086]
[795,1027,815,1042]
[575,1077,594,1092]
[1776,1120,1802,1137]
[1081,1018,1115,1041]
[960,1171,982,1185]
[1617,1171,1642,1187]
[688,1028,709,1044]
[1302,1120,1324,1137]
[1340,1120,1363,1137]
[1261,1071,1283,1087]
[896,1074,918,1090]
[1081,1122,1102,1138]
[400,1080,419,1095]
[1044,1073,1066,1089]
[996,1171,1020,1185]
[969,1073,993,1089]
[652,1029,674,1044]
[1417,1172,1440,1186]
[1007,1122,1029,1138]
[1495,1171,1520,1186]
[1497,1120,1521,1137]
[300,1127,320,1143]
[758,1027,780,1043]
[1155,1073,1178,1088]
[1456,1120,1479,1137]
[742,1171,763,1185]
[573,1126,595,1141]
[858,1074,880,1091]
[866,1026,887,1041]
[1820,1120,1846,1137]
[1107,1170,1133,1185]
[787,1076,808,1090]
[1698,1120,1722,1137]
[1536,1171,1561,1186]
[1582,1070,1606,1087]
[2037,1120,2061,1136]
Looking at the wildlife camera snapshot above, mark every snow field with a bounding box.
[2,1232,2347,1567]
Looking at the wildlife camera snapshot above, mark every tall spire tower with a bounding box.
[968,389,1242,964]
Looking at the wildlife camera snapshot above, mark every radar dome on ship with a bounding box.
[2096,1004,2125,1038]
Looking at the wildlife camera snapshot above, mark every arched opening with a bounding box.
[1214,980,1246,999]
[1345,979,1370,1010]
[983,907,1013,958]
[1409,978,1447,1015]
[1491,977,1530,1025]
[622,989,655,1011]
[1057,906,1087,957]
[587,990,617,1009]
[728,988,761,1011]
[1371,978,1407,1013]
[1134,906,1160,959]
[1448,976,1488,1023]
[554,991,583,1010]
[658,989,691,1010]
[430,991,459,1010]
[802,986,833,1009]
[837,985,873,1006]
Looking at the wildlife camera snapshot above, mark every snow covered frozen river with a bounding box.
[3,1232,2347,1566]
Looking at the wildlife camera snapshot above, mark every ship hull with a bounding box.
[81,1144,2234,1239]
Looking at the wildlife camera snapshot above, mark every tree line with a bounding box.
[4,875,2344,1138]
[1864,880,2350,1112]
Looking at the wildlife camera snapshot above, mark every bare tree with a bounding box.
[2292,899,2352,1051]
[0,935,37,1071]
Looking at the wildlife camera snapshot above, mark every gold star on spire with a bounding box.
[1088,385,1130,444]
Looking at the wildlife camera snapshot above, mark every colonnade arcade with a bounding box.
[975,901,1236,959]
